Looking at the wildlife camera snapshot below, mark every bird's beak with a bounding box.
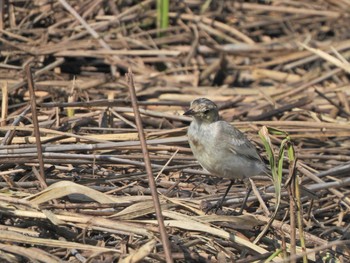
[183,108,195,116]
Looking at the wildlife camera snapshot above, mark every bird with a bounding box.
[184,98,269,213]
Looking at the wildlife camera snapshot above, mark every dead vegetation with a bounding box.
[0,0,350,262]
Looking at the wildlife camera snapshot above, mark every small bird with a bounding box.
[184,98,268,213]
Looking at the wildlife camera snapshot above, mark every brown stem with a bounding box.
[126,69,173,263]
[26,64,47,189]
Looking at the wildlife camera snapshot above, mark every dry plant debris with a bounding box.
[0,0,350,262]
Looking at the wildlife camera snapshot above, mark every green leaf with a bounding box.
[287,140,295,162]
[266,126,289,136]
[157,0,169,37]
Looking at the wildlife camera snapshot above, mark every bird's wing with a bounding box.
[215,121,263,162]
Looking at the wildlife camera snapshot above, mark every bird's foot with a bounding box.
[200,198,225,214]
[201,198,248,215]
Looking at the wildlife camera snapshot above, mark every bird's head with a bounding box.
[183,98,219,123]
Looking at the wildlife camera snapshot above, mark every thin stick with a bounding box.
[1,82,8,126]
[0,105,31,145]
[26,64,47,189]
[58,0,117,76]
[288,176,296,262]
[9,58,65,93]
[249,178,269,216]
[126,69,173,263]
[315,88,350,117]
[0,0,4,30]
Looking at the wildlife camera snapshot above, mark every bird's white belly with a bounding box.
[188,126,262,180]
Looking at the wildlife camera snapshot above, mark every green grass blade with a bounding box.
[157,0,169,37]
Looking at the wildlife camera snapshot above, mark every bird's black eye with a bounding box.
[203,110,210,114]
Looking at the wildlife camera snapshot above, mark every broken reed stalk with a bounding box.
[126,69,173,263]
[288,175,296,263]
[295,176,307,263]
[0,105,31,146]
[26,64,47,188]
[1,82,7,127]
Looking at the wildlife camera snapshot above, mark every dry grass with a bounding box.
[0,0,350,262]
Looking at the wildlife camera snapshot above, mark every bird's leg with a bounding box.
[212,180,234,213]
[238,185,252,214]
